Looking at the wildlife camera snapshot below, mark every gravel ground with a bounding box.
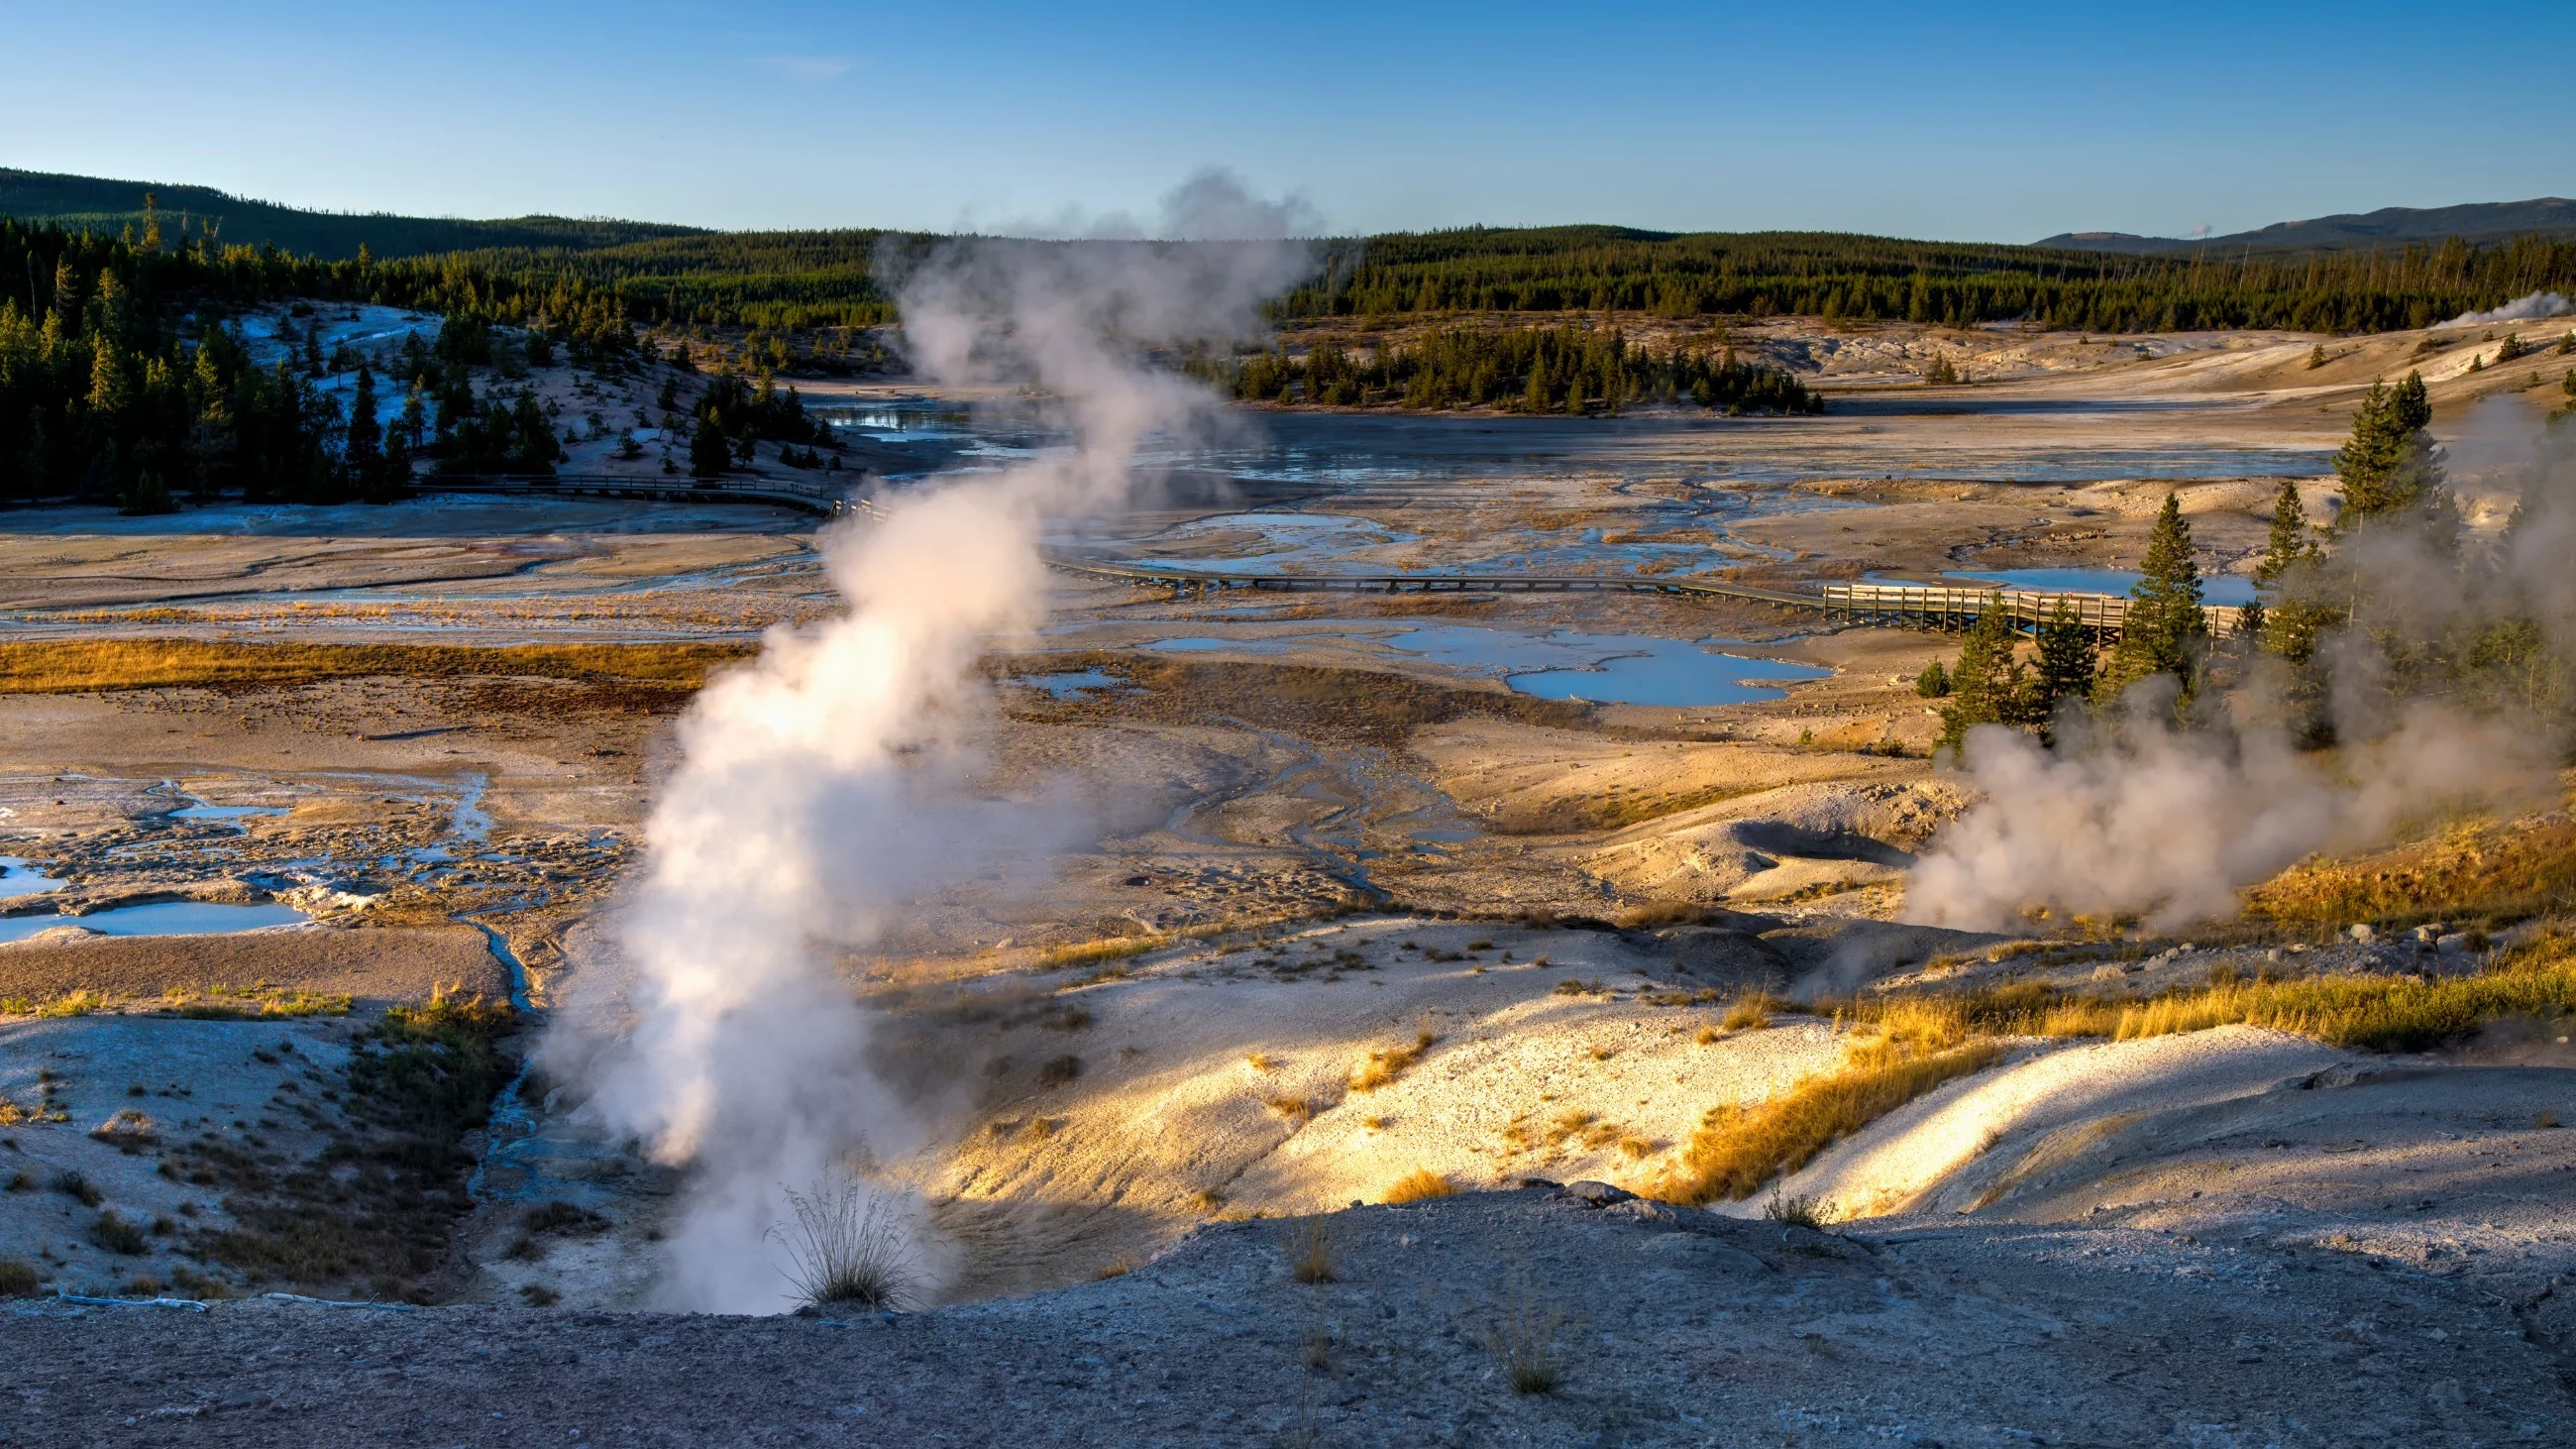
[4,1185,2565,1447]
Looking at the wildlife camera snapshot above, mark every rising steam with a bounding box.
[1907,414,2576,934]
[545,170,1311,1311]
[2444,290,2572,327]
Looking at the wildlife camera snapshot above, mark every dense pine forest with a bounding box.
[1200,325,1820,414]
[1272,227,2576,333]
[433,225,2576,335]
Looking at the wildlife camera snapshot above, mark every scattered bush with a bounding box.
[50,1170,101,1207]
[1762,1190,1829,1229]
[1035,1055,1082,1088]
[89,1210,150,1256]
[0,1260,39,1295]
[1382,1170,1457,1204]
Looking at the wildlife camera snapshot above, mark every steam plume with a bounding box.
[1906,419,2575,934]
[545,172,1311,1311]
[2444,290,2572,327]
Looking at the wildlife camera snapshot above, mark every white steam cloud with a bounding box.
[1907,422,2576,934]
[545,172,1312,1312]
[2444,289,2572,327]
[1905,694,2547,932]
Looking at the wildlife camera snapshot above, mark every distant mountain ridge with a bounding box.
[2037,198,2576,254]
[0,167,706,260]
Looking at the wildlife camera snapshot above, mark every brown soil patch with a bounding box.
[0,926,505,1007]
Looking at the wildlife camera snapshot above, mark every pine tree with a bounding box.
[344,364,382,490]
[2103,492,2207,699]
[2022,601,2097,726]
[689,418,730,477]
[2334,371,2444,522]
[1938,607,2025,753]
[1914,659,1951,698]
[87,341,129,415]
[2252,482,2311,588]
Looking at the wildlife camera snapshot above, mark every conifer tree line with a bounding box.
[1193,325,1820,414]
[1925,367,2574,754]
[1279,229,2576,333]
[429,226,2576,337]
[0,214,644,505]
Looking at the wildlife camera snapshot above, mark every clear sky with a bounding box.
[8,1,2572,242]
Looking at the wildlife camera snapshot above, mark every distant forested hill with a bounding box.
[9,167,2576,336]
[0,168,704,261]
[2036,198,2576,254]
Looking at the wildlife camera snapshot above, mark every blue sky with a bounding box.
[9,1,2573,241]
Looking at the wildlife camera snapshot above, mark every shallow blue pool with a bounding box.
[0,901,311,945]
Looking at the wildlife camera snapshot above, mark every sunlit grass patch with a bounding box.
[2244,819,2576,929]
[1347,1029,1436,1092]
[0,637,748,694]
[1659,1037,2006,1206]
[1381,1170,1456,1204]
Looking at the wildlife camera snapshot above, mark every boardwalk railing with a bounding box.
[1818,582,2242,637]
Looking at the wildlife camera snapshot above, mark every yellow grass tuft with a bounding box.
[1381,1170,1456,1204]
[0,637,746,695]
[1659,1037,2006,1206]
[1348,1028,1437,1092]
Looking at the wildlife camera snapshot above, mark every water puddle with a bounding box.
[169,804,289,822]
[1013,669,1131,699]
[0,901,310,945]
[0,858,66,899]
[1144,624,1830,706]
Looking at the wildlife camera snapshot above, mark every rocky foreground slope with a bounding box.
[6,1184,2565,1447]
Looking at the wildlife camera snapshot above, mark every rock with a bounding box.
[2348,924,2375,945]
[1559,1180,1636,1207]
[1640,1233,1769,1275]
[2436,934,2468,954]
[1601,1198,1675,1224]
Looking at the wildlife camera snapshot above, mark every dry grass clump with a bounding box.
[1244,1052,1277,1073]
[1484,1292,1565,1394]
[90,1109,159,1152]
[1720,992,1783,1032]
[1348,1029,1437,1092]
[1265,1094,1319,1124]
[1034,1054,1082,1088]
[768,1173,924,1311]
[1762,1189,1829,1229]
[1036,937,1156,970]
[1659,1037,2006,1206]
[89,1209,149,1255]
[0,1260,40,1296]
[1287,1220,1337,1283]
[1381,1170,1457,1204]
[0,637,747,695]
[1838,932,2576,1054]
